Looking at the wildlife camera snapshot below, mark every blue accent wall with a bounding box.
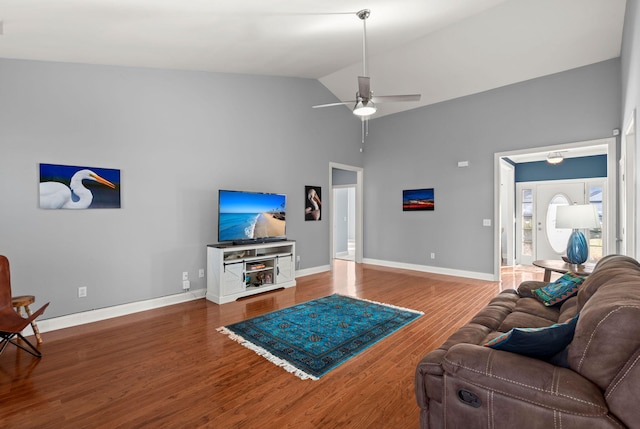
[514,155,607,182]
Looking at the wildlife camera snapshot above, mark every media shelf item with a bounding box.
[206,240,296,304]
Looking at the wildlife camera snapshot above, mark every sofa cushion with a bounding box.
[533,272,585,306]
[498,310,558,332]
[511,297,561,321]
[558,295,578,317]
[467,304,514,331]
[440,323,493,350]
[485,313,579,358]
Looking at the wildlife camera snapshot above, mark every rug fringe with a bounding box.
[216,326,319,381]
[348,295,425,315]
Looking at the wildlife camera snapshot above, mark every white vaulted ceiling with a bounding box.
[0,0,628,117]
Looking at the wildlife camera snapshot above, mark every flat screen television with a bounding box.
[218,190,287,244]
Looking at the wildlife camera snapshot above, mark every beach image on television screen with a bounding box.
[219,191,286,242]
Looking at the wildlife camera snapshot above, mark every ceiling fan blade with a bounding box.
[370,94,421,103]
[312,100,356,109]
[358,76,371,98]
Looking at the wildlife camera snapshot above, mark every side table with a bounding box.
[532,260,595,283]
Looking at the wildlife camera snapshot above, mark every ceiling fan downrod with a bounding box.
[357,9,370,78]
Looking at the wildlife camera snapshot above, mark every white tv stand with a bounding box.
[206,240,296,304]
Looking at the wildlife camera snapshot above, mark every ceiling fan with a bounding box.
[312,9,421,119]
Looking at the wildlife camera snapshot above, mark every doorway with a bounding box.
[333,186,356,261]
[329,162,363,269]
[494,137,617,281]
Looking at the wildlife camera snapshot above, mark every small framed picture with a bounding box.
[305,186,322,221]
[403,188,434,211]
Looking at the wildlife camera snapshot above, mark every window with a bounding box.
[546,194,571,253]
[521,189,533,257]
[589,185,603,260]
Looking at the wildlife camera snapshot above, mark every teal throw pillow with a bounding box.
[484,314,579,359]
[533,272,585,306]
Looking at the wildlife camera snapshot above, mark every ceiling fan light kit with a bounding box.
[353,99,376,117]
[312,9,420,123]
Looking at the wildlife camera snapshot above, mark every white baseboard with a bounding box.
[363,258,495,281]
[25,267,328,337]
[23,260,490,338]
[295,265,330,278]
[26,289,206,336]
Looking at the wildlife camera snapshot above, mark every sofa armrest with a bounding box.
[516,280,548,298]
[415,349,446,407]
[442,343,608,417]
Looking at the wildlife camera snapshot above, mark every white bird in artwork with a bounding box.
[39,169,116,209]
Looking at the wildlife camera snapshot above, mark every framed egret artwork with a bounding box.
[39,163,121,209]
[305,186,322,221]
[403,188,434,211]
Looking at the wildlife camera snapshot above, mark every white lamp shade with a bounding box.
[556,204,600,229]
[353,100,376,117]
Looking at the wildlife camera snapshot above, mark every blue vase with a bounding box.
[566,230,588,265]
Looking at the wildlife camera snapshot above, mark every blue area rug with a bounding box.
[217,294,423,380]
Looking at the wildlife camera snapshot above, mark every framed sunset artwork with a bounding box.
[403,188,434,211]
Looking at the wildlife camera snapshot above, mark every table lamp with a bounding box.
[555,203,600,265]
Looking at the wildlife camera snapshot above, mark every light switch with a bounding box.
[483,219,491,226]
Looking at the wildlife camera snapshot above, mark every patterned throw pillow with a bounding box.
[532,272,585,306]
[484,314,579,359]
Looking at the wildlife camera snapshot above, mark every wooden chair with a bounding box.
[12,295,43,344]
[0,255,49,358]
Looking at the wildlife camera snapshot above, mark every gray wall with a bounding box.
[363,59,621,274]
[621,0,640,256]
[0,58,362,318]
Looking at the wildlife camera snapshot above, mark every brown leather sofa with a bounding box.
[415,254,640,428]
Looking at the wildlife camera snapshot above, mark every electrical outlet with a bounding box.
[198,268,205,278]
[296,256,300,263]
[78,286,87,298]
[182,271,188,281]
[183,280,190,290]
[430,253,436,259]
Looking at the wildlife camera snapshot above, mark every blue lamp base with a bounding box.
[566,230,589,265]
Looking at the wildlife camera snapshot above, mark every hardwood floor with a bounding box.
[0,261,542,428]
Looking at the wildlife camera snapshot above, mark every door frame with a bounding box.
[499,159,515,266]
[329,162,363,269]
[621,111,637,258]
[493,137,616,281]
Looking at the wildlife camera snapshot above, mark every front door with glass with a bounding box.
[516,180,604,265]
